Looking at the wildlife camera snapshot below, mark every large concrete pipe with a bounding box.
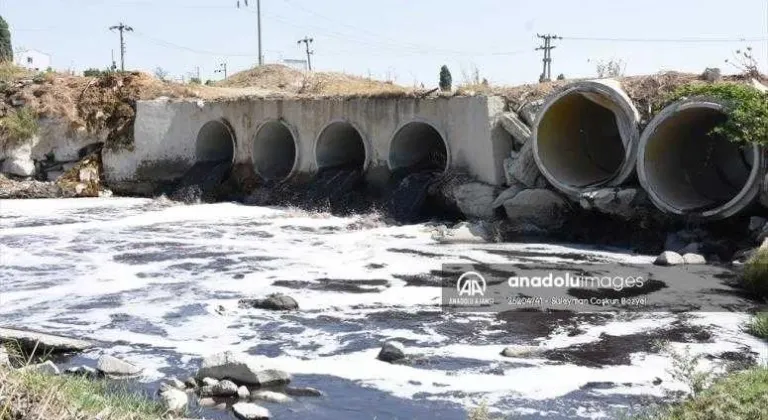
[533,80,641,197]
[388,121,448,173]
[315,121,367,171]
[196,120,235,163]
[252,120,298,181]
[638,99,765,220]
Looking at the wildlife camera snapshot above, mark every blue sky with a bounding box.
[3,0,768,86]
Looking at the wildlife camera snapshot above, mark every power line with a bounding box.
[214,62,228,79]
[109,22,133,71]
[561,35,768,43]
[536,34,560,82]
[297,36,314,70]
[236,0,263,66]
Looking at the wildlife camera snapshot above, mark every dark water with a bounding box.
[169,161,232,203]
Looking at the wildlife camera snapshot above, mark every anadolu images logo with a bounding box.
[457,271,487,297]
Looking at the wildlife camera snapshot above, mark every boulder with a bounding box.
[507,141,541,188]
[96,355,142,378]
[184,377,200,389]
[239,294,299,311]
[452,182,497,219]
[160,387,188,414]
[284,386,325,398]
[196,351,291,386]
[251,390,293,404]
[655,251,684,266]
[518,99,544,127]
[163,377,186,390]
[491,183,525,209]
[233,403,271,420]
[237,385,250,399]
[683,253,707,265]
[377,341,405,363]
[0,328,94,355]
[199,379,238,398]
[498,112,532,146]
[1,156,35,177]
[64,365,97,378]
[500,346,544,358]
[503,189,569,231]
[19,360,60,375]
[431,222,492,244]
[579,188,643,220]
[201,377,219,387]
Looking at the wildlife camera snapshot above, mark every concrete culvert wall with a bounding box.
[252,120,298,181]
[638,100,765,220]
[196,120,235,163]
[533,80,640,197]
[388,121,448,172]
[315,121,367,171]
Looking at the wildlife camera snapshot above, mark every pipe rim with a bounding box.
[637,100,765,220]
[251,118,300,182]
[312,118,370,172]
[386,118,451,173]
[195,118,237,164]
[532,81,640,197]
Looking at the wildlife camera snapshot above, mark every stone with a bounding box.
[507,141,541,188]
[251,390,293,404]
[0,328,94,355]
[749,217,767,233]
[201,377,219,387]
[238,294,299,311]
[164,377,186,390]
[1,156,35,177]
[196,351,291,386]
[502,157,516,186]
[503,189,569,230]
[518,99,544,127]
[452,182,496,219]
[683,253,707,265]
[160,387,188,414]
[78,167,98,183]
[701,68,722,82]
[96,355,142,378]
[284,386,325,398]
[232,402,271,420]
[500,346,544,358]
[184,377,199,389]
[498,112,532,146]
[431,222,492,244]
[580,188,641,220]
[655,251,684,266]
[199,379,238,397]
[64,365,97,378]
[491,183,525,209]
[377,341,405,363]
[237,385,250,399]
[19,360,60,375]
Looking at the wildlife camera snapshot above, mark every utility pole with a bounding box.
[215,62,227,79]
[535,33,560,82]
[298,36,314,71]
[109,22,133,72]
[237,0,263,66]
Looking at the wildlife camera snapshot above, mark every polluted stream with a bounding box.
[1,191,767,419]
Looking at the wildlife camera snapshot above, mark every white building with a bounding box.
[15,49,52,71]
[283,59,308,71]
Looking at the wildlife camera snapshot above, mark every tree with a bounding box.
[0,16,13,63]
[189,77,201,85]
[557,73,566,80]
[154,67,169,81]
[439,65,452,92]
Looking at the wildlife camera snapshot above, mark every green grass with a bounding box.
[742,248,768,300]
[0,106,39,149]
[747,313,768,340]
[644,367,768,420]
[0,364,168,420]
[0,62,29,84]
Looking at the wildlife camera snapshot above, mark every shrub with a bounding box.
[83,68,110,77]
[0,16,12,63]
[189,77,201,85]
[747,312,768,340]
[439,65,452,92]
[0,107,39,148]
[665,82,768,147]
[742,247,768,298]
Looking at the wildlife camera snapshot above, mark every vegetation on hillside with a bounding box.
[0,107,38,149]
[0,16,12,63]
[747,312,768,340]
[664,82,768,147]
[439,65,452,92]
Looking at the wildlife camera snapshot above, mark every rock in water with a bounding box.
[232,402,271,420]
[683,253,707,265]
[284,386,325,397]
[96,355,142,378]
[19,360,60,375]
[0,327,94,354]
[655,251,684,266]
[377,341,405,363]
[492,183,525,209]
[196,351,291,386]
[251,390,293,404]
[160,387,188,414]
[239,293,299,311]
[503,189,569,232]
[237,386,250,399]
[452,182,496,220]
[201,377,219,387]
[199,379,238,397]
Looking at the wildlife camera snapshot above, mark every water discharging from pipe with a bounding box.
[170,120,235,203]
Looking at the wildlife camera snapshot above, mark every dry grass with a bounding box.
[0,107,38,150]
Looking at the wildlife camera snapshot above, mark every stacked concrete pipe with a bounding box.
[637,99,766,220]
[532,79,641,198]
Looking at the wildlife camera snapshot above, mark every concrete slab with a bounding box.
[0,327,95,355]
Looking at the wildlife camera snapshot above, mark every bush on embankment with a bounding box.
[0,364,166,420]
[747,312,768,340]
[742,247,768,300]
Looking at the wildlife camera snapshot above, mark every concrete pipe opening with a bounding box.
[533,80,640,197]
[388,121,448,173]
[252,120,298,181]
[196,120,235,163]
[315,121,367,171]
[638,100,764,220]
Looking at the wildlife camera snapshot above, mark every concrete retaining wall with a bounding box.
[103,96,512,194]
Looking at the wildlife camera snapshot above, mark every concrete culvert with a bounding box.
[252,120,297,181]
[638,99,765,220]
[388,121,448,173]
[315,121,366,171]
[196,120,235,163]
[533,80,640,197]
